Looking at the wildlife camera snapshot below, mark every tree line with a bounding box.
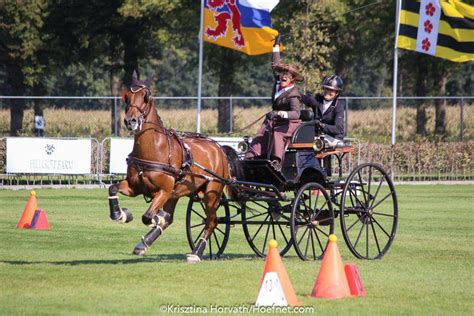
[1,0,472,137]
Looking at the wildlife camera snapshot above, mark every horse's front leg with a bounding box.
[186,184,223,263]
[108,180,137,223]
[133,190,174,256]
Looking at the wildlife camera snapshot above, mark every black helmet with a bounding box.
[322,75,343,91]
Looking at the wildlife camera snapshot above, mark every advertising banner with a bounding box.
[108,137,244,174]
[109,138,133,174]
[6,138,92,174]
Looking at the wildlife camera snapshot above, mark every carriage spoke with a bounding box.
[245,211,267,221]
[276,221,290,245]
[213,232,221,253]
[346,216,361,232]
[372,211,396,218]
[369,175,385,209]
[193,227,205,245]
[250,214,270,242]
[313,191,319,210]
[372,216,392,238]
[315,226,330,237]
[366,220,369,258]
[297,226,310,247]
[313,227,324,254]
[318,199,328,213]
[348,187,367,210]
[208,237,213,259]
[370,219,382,255]
[214,225,226,235]
[367,165,372,195]
[371,193,393,210]
[190,222,205,229]
[271,221,276,241]
[310,228,316,260]
[304,229,311,258]
[356,170,368,205]
[261,223,271,255]
[191,208,206,220]
[353,220,365,249]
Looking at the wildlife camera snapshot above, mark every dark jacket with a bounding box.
[271,50,301,121]
[302,93,345,139]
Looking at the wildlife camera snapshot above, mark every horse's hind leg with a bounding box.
[186,184,223,263]
[133,193,176,256]
[108,180,137,223]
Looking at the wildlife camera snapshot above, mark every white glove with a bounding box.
[277,111,288,119]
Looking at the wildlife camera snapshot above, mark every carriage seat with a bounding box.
[290,110,315,144]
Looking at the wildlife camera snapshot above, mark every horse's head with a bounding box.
[123,71,153,132]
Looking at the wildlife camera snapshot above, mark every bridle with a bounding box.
[124,85,152,132]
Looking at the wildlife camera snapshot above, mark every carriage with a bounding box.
[185,110,398,261]
[111,76,397,263]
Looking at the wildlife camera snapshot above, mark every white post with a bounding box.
[196,0,205,133]
[391,0,402,146]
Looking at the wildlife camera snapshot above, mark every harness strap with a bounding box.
[127,155,225,184]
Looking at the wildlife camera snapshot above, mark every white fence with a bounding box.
[1,136,473,187]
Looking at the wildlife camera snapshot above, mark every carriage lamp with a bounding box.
[238,136,251,153]
[313,137,325,152]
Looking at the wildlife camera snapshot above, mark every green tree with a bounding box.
[0,0,49,135]
[278,0,341,92]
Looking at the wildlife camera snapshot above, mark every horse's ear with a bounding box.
[131,70,139,86]
[144,74,152,88]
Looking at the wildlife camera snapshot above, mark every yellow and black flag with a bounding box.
[397,0,474,62]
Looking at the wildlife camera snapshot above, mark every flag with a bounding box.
[397,0,474,62]
[203,0,280,55]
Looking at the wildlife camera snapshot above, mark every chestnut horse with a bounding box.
[108,72,230,263]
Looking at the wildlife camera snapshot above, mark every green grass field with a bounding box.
[0,185,473,315]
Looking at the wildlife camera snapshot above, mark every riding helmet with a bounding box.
[322,75,343,91]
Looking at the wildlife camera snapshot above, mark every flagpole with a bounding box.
[391,0,402,146]
[196,0,205,133]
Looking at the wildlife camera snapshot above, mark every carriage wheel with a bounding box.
[291,182,335,261]
[241,198,293,258]
[340,163,398,259]
[185,193,231,260]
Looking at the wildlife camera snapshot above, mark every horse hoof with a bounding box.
[142,214,153,226]
[121,208,134,223]
[186,254,201,264]
[133,242,148,256]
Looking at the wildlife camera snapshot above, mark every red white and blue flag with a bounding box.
[203,0,280,55]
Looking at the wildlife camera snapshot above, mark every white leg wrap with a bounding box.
[118,209,127,223]
[150,215,166,227]
[198,237,208,246]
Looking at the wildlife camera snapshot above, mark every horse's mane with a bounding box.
[150,99,165,127]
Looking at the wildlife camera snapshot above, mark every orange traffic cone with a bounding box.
[30,209,50,230]
[310,234,351,299]
[17,191,38,229]
[256,240,301,306]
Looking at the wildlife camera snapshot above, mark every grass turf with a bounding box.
[0,185,473,315]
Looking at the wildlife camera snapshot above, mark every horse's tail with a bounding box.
[221,145,245,201]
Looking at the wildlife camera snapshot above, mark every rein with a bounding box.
[233,112,267,133]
